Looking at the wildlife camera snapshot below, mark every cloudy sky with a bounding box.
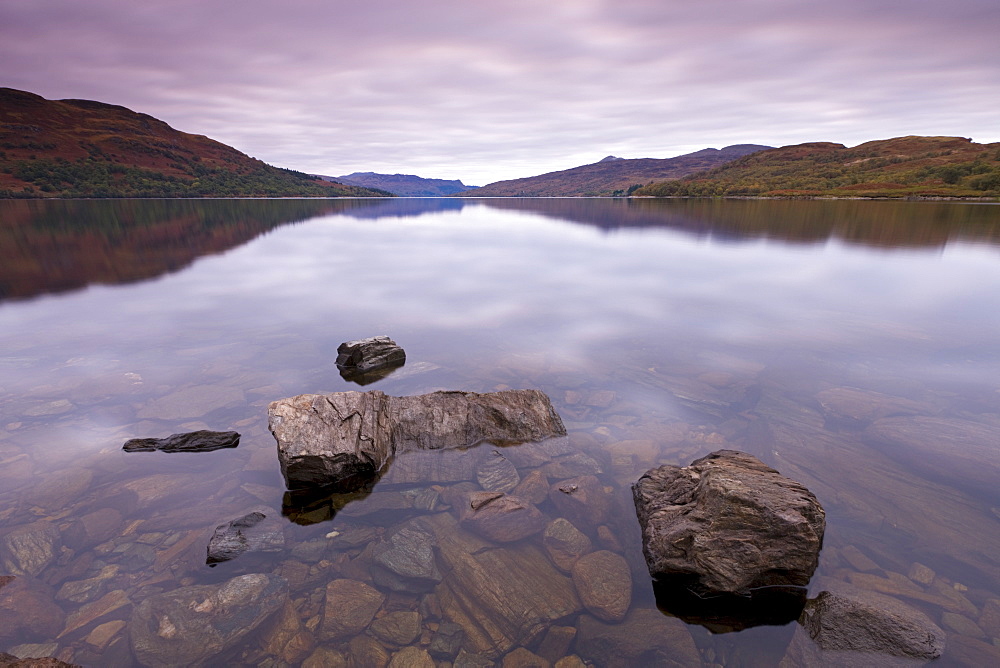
[2,0,998,185]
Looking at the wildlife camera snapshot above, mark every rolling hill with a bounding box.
[453,145,772,197]
[634,136,1000,198]
[321,171,478,196]
[0,88,392,198]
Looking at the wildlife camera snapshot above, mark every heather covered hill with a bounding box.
[634,136,1000,198]
[453,145,772,197]
[0,88,392,198]
[324,171,479,196]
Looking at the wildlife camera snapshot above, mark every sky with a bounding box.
[2,0,999,186]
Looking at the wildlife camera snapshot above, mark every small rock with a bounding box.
[206,511,284,565]
[369,611,421,646]
[58,589,131,638]
[571,550,632,622]
[429,621,465,658]
[978,598,1000,638]
[476,452,520,492]
[84,620,126,650]
[321,579,385,640]
[123,430,240,453]
[542,519,592,573]
[302,646,348,668]
[349,635,391,668]
[502,647,550,668]
[387,646,434,668]
[136,384,245,420]
[907,563,935,586]
[336,336,406,374]
[370,519,442,591]
[543,453,603,478]
[941,611,985,639]
[460,493,547,543]
[512,469,550,504]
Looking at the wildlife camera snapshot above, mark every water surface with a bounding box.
[1,198,998,666]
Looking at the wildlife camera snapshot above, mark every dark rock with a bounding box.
[369,611,421,646]
[122,430,240,453]
[336,336,406,375]
[269,389,565,491]
[799,588,945,660]
[129,573,288,667]
[429,622,465,659]
[459,493,547,543]
[575,607,700,668]
[206,511,285,565]
[370,519,442,592]
[632,449,825,596]
[0,576,66,643]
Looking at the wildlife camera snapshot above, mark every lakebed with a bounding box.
[1,197,998,666]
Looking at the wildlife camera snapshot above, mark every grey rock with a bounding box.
[632,449,825,595]
[0,521,61,577]
[123,430,240,453]
[269,389,565,491]
[429,622,466,659]
[206,511,285,565]
[129,573,288,667]
[371,519,442,591]
[336,336,406,374]
[800,588,945,660]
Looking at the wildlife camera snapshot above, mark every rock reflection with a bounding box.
[653,579,808,633]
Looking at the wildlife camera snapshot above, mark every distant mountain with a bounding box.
[635,136,1000,198]
[454,145,772,197]
[319,171,478,197]
[0,88,392,199]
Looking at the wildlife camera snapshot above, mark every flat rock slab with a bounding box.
[336,336,405,374]
[632,449,825,595]
[123,430,240,453]
[269,389,565,491]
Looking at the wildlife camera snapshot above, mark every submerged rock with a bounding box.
[575,608,700,668]
[206,511,284,565]
[0,576,66,644]
[632,449,825,596]
[122,430,240,453]
[781,584,946,666]
[269,389,565,491]
[129,573,288,667]
[336,336,405,376]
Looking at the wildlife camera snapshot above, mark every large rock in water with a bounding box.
[268,389,565,490]
[632,450,825,595]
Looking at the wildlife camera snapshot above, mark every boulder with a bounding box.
[122,430,240,453]
[269,389,565,491]
[632,449,825,595]
[780,585,946,666]
[336,336,406,374]
[129,573,288,667]
[206,511,285,565]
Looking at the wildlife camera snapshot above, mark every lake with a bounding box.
[1,197,999,666]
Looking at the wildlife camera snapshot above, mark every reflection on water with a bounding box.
[0,198,999,666]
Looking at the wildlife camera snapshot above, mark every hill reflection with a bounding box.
[2,198,997,302]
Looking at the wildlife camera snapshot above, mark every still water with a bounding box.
[0,198,998,666]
